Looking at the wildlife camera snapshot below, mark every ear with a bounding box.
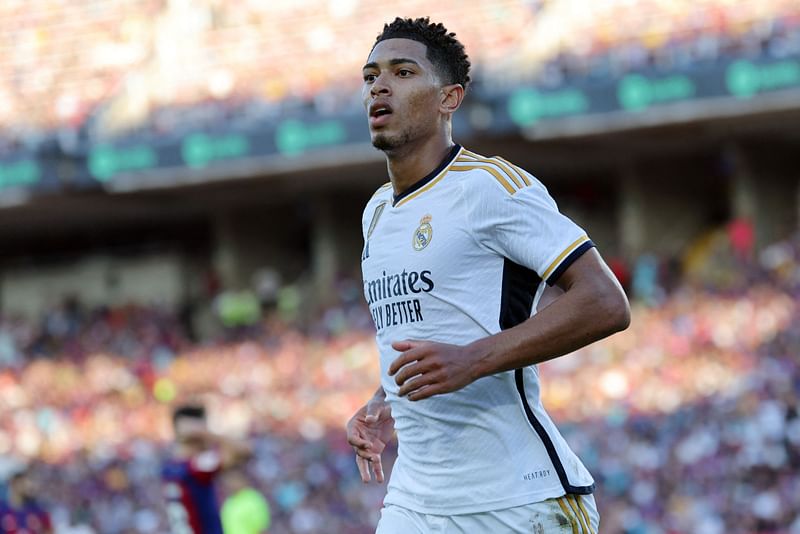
[439,84,465,115]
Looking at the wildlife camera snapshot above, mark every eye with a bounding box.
[363,73,377,83]
[397,69,412,77]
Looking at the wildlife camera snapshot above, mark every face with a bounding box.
[174,416,207,448]
[362,38,444,152]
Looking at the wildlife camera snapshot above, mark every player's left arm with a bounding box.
[213,433,253,470]
[389,247,630,401]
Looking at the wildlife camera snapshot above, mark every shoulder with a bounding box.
[366,182,392,205]
[451,149,549,200]
[364,181,391,208]
[362,183,392,226]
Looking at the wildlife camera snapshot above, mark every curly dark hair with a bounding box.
[374,17,471,91]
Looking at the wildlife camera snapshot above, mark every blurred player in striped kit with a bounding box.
[0,469,53,534]
[162,404,252,534]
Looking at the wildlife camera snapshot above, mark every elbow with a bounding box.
[595,282,631,336]
[614,293,631,332]
[607,288,631,334]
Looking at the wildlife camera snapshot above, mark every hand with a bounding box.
[389,340,481,401]
[346,395,394,483]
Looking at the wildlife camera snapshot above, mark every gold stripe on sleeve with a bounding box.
[462,150,525,189]
[542,236,590,281]
[450,164,516,195]
[496,156,533,186]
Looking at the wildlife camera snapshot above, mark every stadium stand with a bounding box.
[513,0,800,86]
[0,0,798,146]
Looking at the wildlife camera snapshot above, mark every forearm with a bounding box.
[371,386,386,401]
[469,265,629,379]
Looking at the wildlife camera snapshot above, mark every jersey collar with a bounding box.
[392,144,462,207]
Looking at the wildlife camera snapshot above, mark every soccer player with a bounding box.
[0,469,53,534]
[346,17,631,533]
[162,404,252,534]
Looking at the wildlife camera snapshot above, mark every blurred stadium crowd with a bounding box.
[0,0,798,150]
[0,231,797,533]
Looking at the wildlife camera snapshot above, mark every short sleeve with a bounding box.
[465,175,594,285]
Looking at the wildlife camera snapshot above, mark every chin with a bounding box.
[372,135,394,151]
[372,132,409,152]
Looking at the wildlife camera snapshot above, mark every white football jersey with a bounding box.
[360,145,596,515]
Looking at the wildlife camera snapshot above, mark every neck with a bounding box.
[384,129,455,196]
[9,493,25,508]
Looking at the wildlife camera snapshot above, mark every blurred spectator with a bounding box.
[632,253,663,303]
[729,217,755,261]
[607,255,632,293]
[0,0,798,150]
[0,468,53,534]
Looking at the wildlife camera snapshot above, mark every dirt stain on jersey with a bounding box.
[555,513,570,528]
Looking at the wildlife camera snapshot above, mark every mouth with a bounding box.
[369,103,393,128]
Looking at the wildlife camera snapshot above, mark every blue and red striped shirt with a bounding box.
[162,452,224,534]
[0,501,52,534]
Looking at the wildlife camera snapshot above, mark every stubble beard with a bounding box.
[372,121,419,154]
[372,128,414,153]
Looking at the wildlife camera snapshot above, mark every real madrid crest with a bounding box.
[412,214,433,251]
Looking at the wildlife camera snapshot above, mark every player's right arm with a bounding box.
[346,387,394,483]
[215,433,253,470]
[184,431,253,484]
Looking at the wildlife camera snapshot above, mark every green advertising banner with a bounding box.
[0,159,40,190]
[505,55,800,127]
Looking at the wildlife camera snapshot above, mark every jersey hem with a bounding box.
[383,485,587,516]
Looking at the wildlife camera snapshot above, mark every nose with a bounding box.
[370,72,391,97]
